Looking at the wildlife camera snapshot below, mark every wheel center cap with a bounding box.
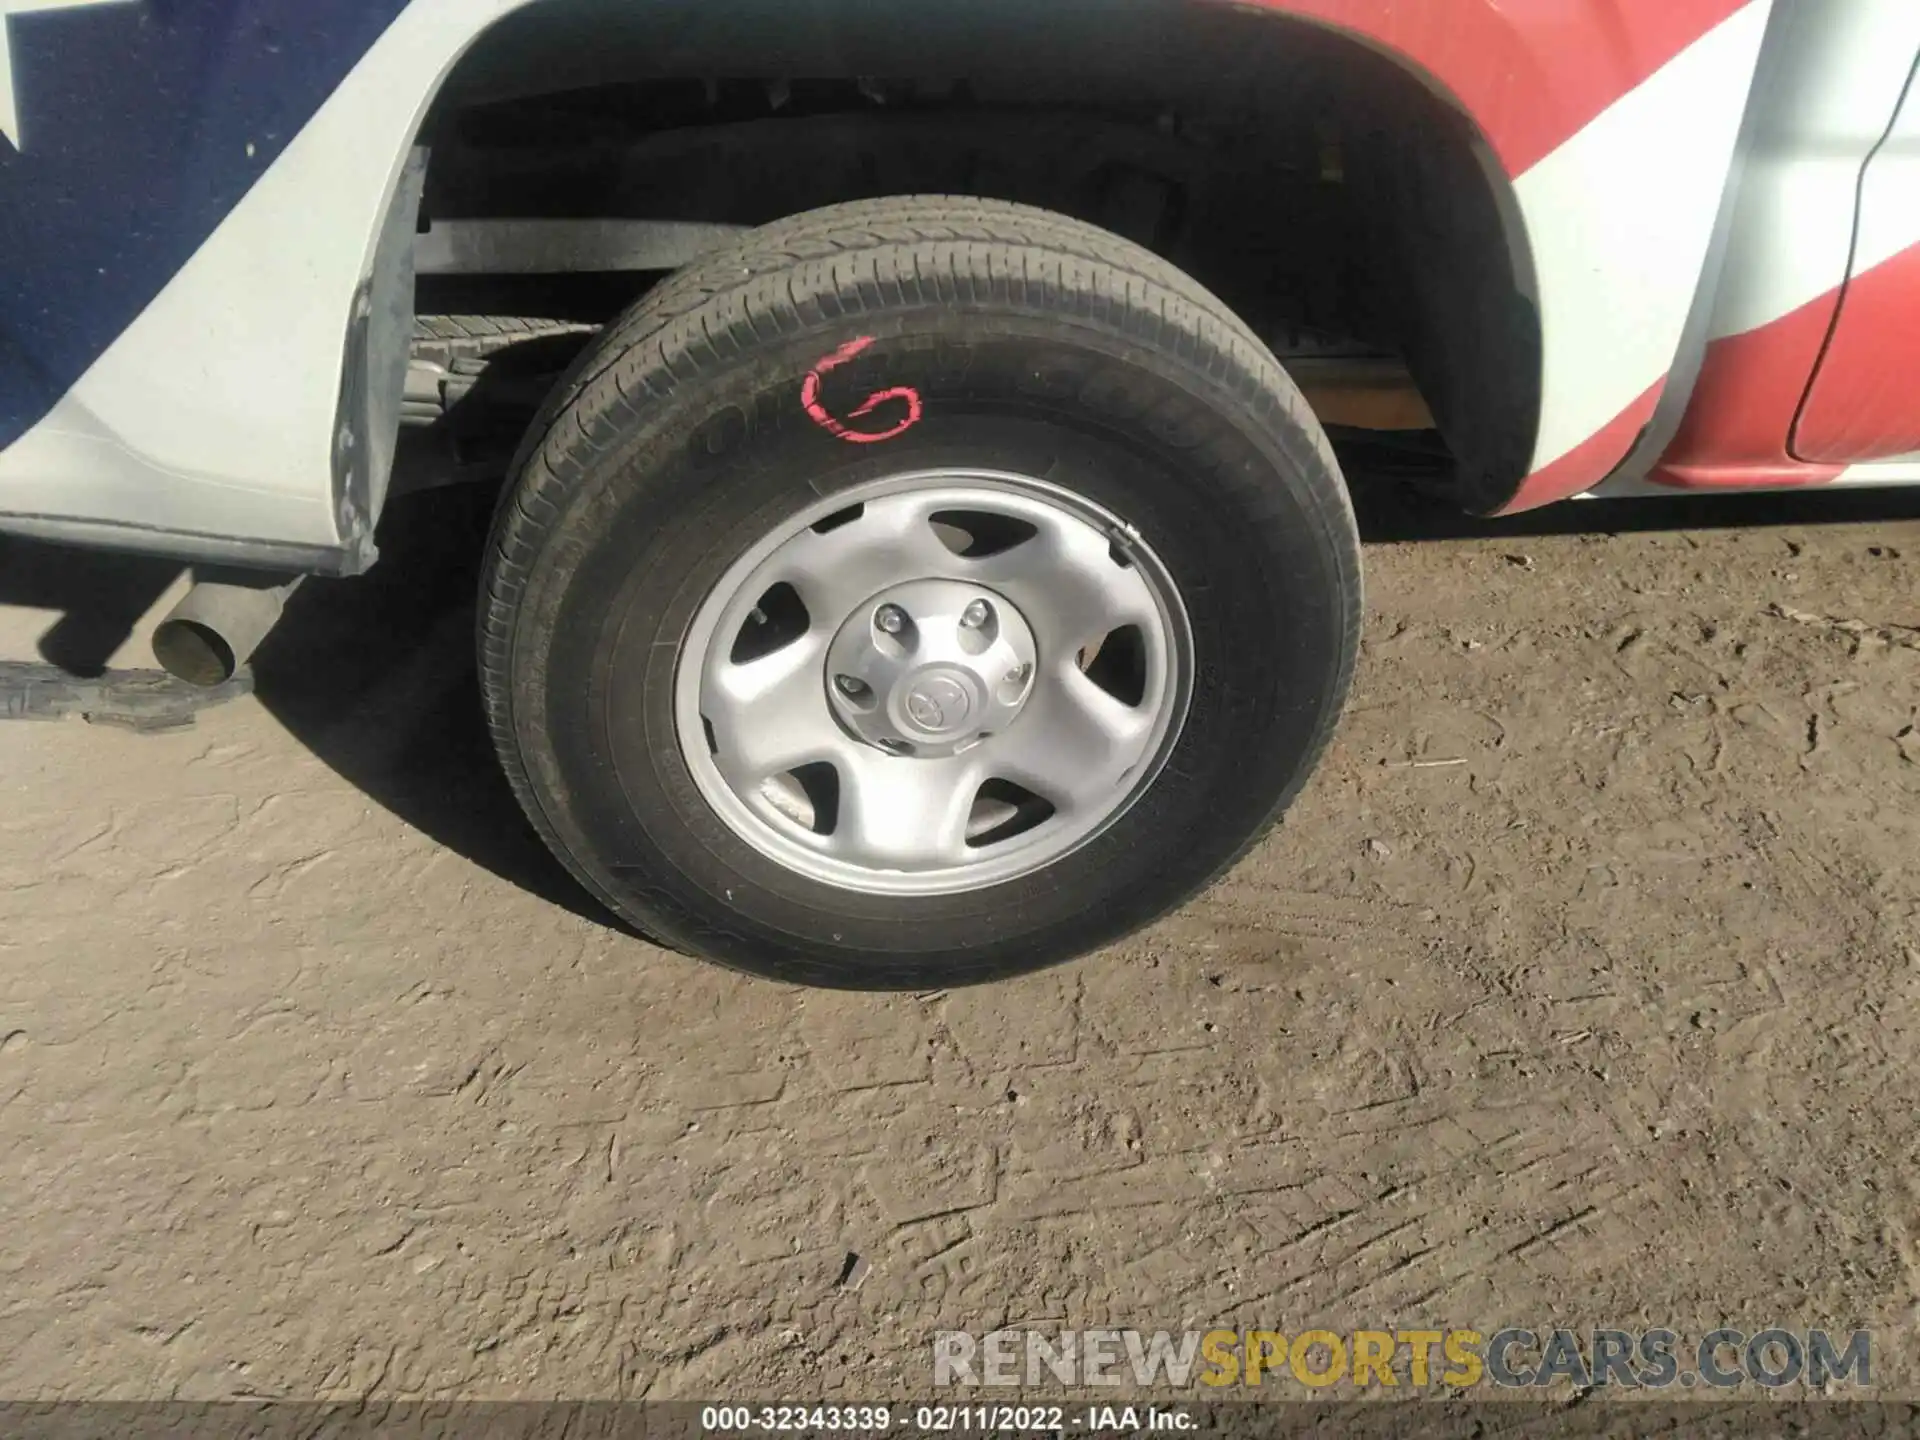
[824,578,1039,758]
[904,673,972,734]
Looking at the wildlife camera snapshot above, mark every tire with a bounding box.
[405,315,597,434]
[480,196,1361,988]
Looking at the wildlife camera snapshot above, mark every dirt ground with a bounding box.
[3,473,1920,1402]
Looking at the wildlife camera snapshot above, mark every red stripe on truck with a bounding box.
[1242,0,1753,176]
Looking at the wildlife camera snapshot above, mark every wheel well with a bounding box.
[408,0,1540,510]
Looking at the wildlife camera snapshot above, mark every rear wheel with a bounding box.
[481,196,1360,987]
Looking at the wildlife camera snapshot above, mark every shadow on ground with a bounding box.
[4,446,1920,932]
[248,479,617,928]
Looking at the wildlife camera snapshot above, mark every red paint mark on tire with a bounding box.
[802,336,923,443]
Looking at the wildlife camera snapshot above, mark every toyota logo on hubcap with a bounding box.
[903,675,971,734]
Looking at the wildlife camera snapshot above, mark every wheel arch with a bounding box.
[364,0,1763,524]
[378,0,1546,511]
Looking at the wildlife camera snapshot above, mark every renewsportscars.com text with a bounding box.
[933,1327,1871,1390]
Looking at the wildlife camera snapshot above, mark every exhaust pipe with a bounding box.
[152,572,304,688]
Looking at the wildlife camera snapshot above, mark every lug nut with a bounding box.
[1004,664,1030,686]
[874,605,907,635]
[834,675,870,698]
[960,599,991,629]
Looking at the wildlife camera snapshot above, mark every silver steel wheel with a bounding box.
[673,470,1194,895]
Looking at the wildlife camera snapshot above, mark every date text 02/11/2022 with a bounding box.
[698,1406,1196,1432]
